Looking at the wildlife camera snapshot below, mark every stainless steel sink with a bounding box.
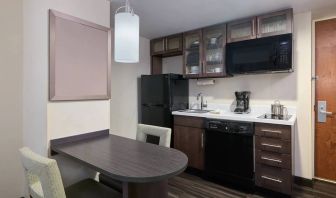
[178,109,211,114]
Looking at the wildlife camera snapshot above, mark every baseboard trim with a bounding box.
[314,177,336,184]
[294,176,314,187]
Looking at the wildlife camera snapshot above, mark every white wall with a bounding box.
[293,12,313,179]
[0,0,24,197]
[162,12,314,179]
[110,36,151,139]
[48,102,110,140]
[312,5,336,20]
[162,56,183,74]
[23,0,110,187]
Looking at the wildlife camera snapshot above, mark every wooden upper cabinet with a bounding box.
[202,24,227,77]
[227,17,257,43]
[150,34,183,75]
[150,34,183,56]
[257,9,293,38]
[227,9,293,43]
[183,24,228,79]
[166,34,183,54]
[151,38,165,55]
[183,29,203,78]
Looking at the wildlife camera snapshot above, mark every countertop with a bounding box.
[172,104,297,126]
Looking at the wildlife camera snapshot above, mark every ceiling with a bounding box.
[111,0,336,39]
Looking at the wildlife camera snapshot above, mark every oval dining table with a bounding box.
[50,130,188,198]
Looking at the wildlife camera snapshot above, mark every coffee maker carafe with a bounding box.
[234,91,251,114]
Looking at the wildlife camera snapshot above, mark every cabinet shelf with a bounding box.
[185,47,200,51]
[205,62,223,66]
[183,24,227,79]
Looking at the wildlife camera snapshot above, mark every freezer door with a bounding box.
[141,75,169,106]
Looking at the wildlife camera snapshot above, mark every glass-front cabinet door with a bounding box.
[166,34,183,53]
[227,17,257,43]
[257,9,293,38]
[183,30,202,78]
[150,38,165,55]
[203,24,226,77]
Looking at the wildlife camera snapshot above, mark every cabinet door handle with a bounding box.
[261,156,282,163]
[261,176,282,183]
[261,143,282,148]
[252,18,257,37]
[261,129,282,134]
[201,133,204,148]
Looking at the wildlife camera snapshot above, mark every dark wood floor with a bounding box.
[168,174,336,198]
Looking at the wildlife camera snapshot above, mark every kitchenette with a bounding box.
[140,7,298,196]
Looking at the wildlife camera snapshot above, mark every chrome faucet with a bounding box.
[197,93,207,110]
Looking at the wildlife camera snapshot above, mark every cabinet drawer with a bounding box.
[255,164,292,195]
[256,150,291,169]
[255,123,291,140]
[174,116,204,128]
[256,136,291,154]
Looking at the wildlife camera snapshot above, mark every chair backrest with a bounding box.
[19,147,66,198]
[136,124,172,147]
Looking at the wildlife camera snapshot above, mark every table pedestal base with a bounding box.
[123,180,168,198]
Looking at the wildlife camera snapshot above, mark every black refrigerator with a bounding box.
[140,74,189,128]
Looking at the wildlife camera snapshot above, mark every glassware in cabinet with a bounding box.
[257,9,293,38]
[203,24,226,76]
[227,17,257,43]
[183,30,202,77]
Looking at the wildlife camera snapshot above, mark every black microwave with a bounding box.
[226,34,293,74]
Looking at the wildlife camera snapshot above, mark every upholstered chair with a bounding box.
[19,147,121,198]
[136,124,172,147]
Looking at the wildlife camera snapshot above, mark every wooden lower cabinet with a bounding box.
[173,116,294,195]
[174,125,204,170]
[255,164,292,195]
[255,123,294,195]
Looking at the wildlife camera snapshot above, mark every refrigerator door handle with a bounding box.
[142,104,169,108]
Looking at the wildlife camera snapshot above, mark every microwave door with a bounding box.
[229,43,275,73]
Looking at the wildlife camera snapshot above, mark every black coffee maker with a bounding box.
[234,91,251,114]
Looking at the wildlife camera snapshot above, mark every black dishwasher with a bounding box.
[204,119,255,190]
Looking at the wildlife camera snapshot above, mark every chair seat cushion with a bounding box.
[65,179,122,198]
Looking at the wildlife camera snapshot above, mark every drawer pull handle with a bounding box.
[261,156,282,163]
[261,176,282,183]
[261,129,282,134]
[261,143,282,148]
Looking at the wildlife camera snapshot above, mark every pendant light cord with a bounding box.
[115,0,134,15]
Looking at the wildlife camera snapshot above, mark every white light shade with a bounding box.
[114,12,139,63]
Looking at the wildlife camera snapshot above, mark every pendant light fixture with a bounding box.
[114,0,139,63]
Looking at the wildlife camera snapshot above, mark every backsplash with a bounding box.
[189,72,297,106]
[204,103,297,115]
